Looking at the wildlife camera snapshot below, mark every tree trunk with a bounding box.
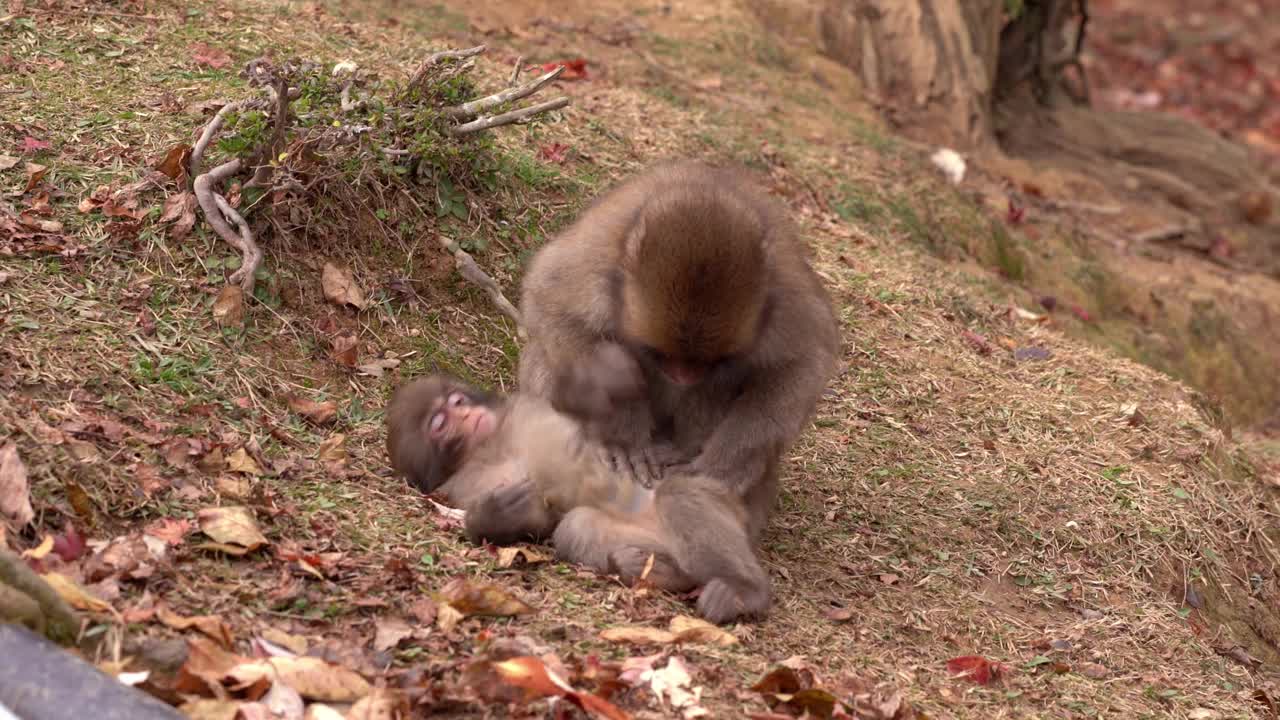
[817,0,1004,148]
[817,0,1087,149]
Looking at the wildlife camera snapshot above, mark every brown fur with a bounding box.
[385,374,771,624]
[518,159,841,539]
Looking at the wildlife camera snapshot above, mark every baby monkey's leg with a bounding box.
[552,507,694,592]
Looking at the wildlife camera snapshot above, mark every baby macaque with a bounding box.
[385,373,771,624]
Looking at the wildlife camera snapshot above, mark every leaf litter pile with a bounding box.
[3,0,1280,718]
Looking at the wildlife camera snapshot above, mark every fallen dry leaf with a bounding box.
[262,657,371,702]
[355,357,401,378]
[328,332,359,367]
[825,606,856,623]
[540,58,589,80]
[0,441,35,527]
[262,676,305,720]
[190,42,232,69]
[22,535,55,560]
[634,656,706,719]
[317,433,347,470]
[496,546,552,568]
[174,636,250,697]
[178,699,242,720]
[346,688,410,720]
[321,262,367,310]
[373,616,415,652]
[302,705,346,720]
[155,144,193,183]
[600,616,737,647]
[466,656,629,720]
[23,162,47,193]
[259,628,308,656]
[438,578,535,618]
[41,572,112,613]
[0,154,19,171]
[408,598,438,626]
[51,523,87,562]
[145,517,192,546]
[946,655,1005,686]
[225,447,263,476]
[213,285,245,326]
[157,603,234,647]
[159,191,198,240]
[668,615,738,646]
[286,396,338,426]
[196,506,268,555]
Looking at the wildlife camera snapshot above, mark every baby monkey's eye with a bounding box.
[429,411,446,436]
[446,392,467,407]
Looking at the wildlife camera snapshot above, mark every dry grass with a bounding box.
[1,0,1278,718]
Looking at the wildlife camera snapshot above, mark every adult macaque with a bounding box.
[385,374,770,624]
[518,160,840,539]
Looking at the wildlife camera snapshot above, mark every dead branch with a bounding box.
[438,235,524,337]
[508,56,524,86]
[450,97,570,136]
[444,65,564,119]
[408,45,487,91]
[189,100,247,183]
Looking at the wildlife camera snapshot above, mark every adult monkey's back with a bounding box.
[518,160,840,540]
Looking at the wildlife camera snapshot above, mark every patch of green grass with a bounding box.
[646,83,692,109]
[887,196,932,247]
[130,352,215,395]
[832,183,884,223]
[989,222,1026,281]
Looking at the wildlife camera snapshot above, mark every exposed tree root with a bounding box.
[184,47,563,315]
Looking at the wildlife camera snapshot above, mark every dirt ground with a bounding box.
[1,0,1278,718]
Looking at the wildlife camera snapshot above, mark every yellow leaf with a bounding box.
[21,535,54,560]
[317,434,347,464]
[669,615,738,646]
[599,626,677,645]
[156,603,234,647]
[437,578,535,618]
[225,447,263,476]
[320,262,367,310]
[197,506,268,554]
[496,546,552,568]
[41,572,111,613]
[212,285,245,326]
[267,656,371,702]
[178,699,242,720]
[345,688,409,720]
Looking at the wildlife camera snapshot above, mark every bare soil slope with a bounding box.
[1,0,1278,717]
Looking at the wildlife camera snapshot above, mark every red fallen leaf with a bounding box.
[538,142,571,164]
[465,656,629,720]
[1208,235,1233,260]
[946,655,1006,685]
[962,330,994,355]
[145,517,193,546]
[1021,182,1044,198]
[190,42,232,69]
[1069,304,1093,323]
[22,137,51,153]
[154,144,192,183]
[1006,199,1025,225]
[52,523,87,562]
[541,57,589,80]
[23,163,48,193]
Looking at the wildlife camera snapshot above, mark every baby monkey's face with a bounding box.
[428,389,498,453]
